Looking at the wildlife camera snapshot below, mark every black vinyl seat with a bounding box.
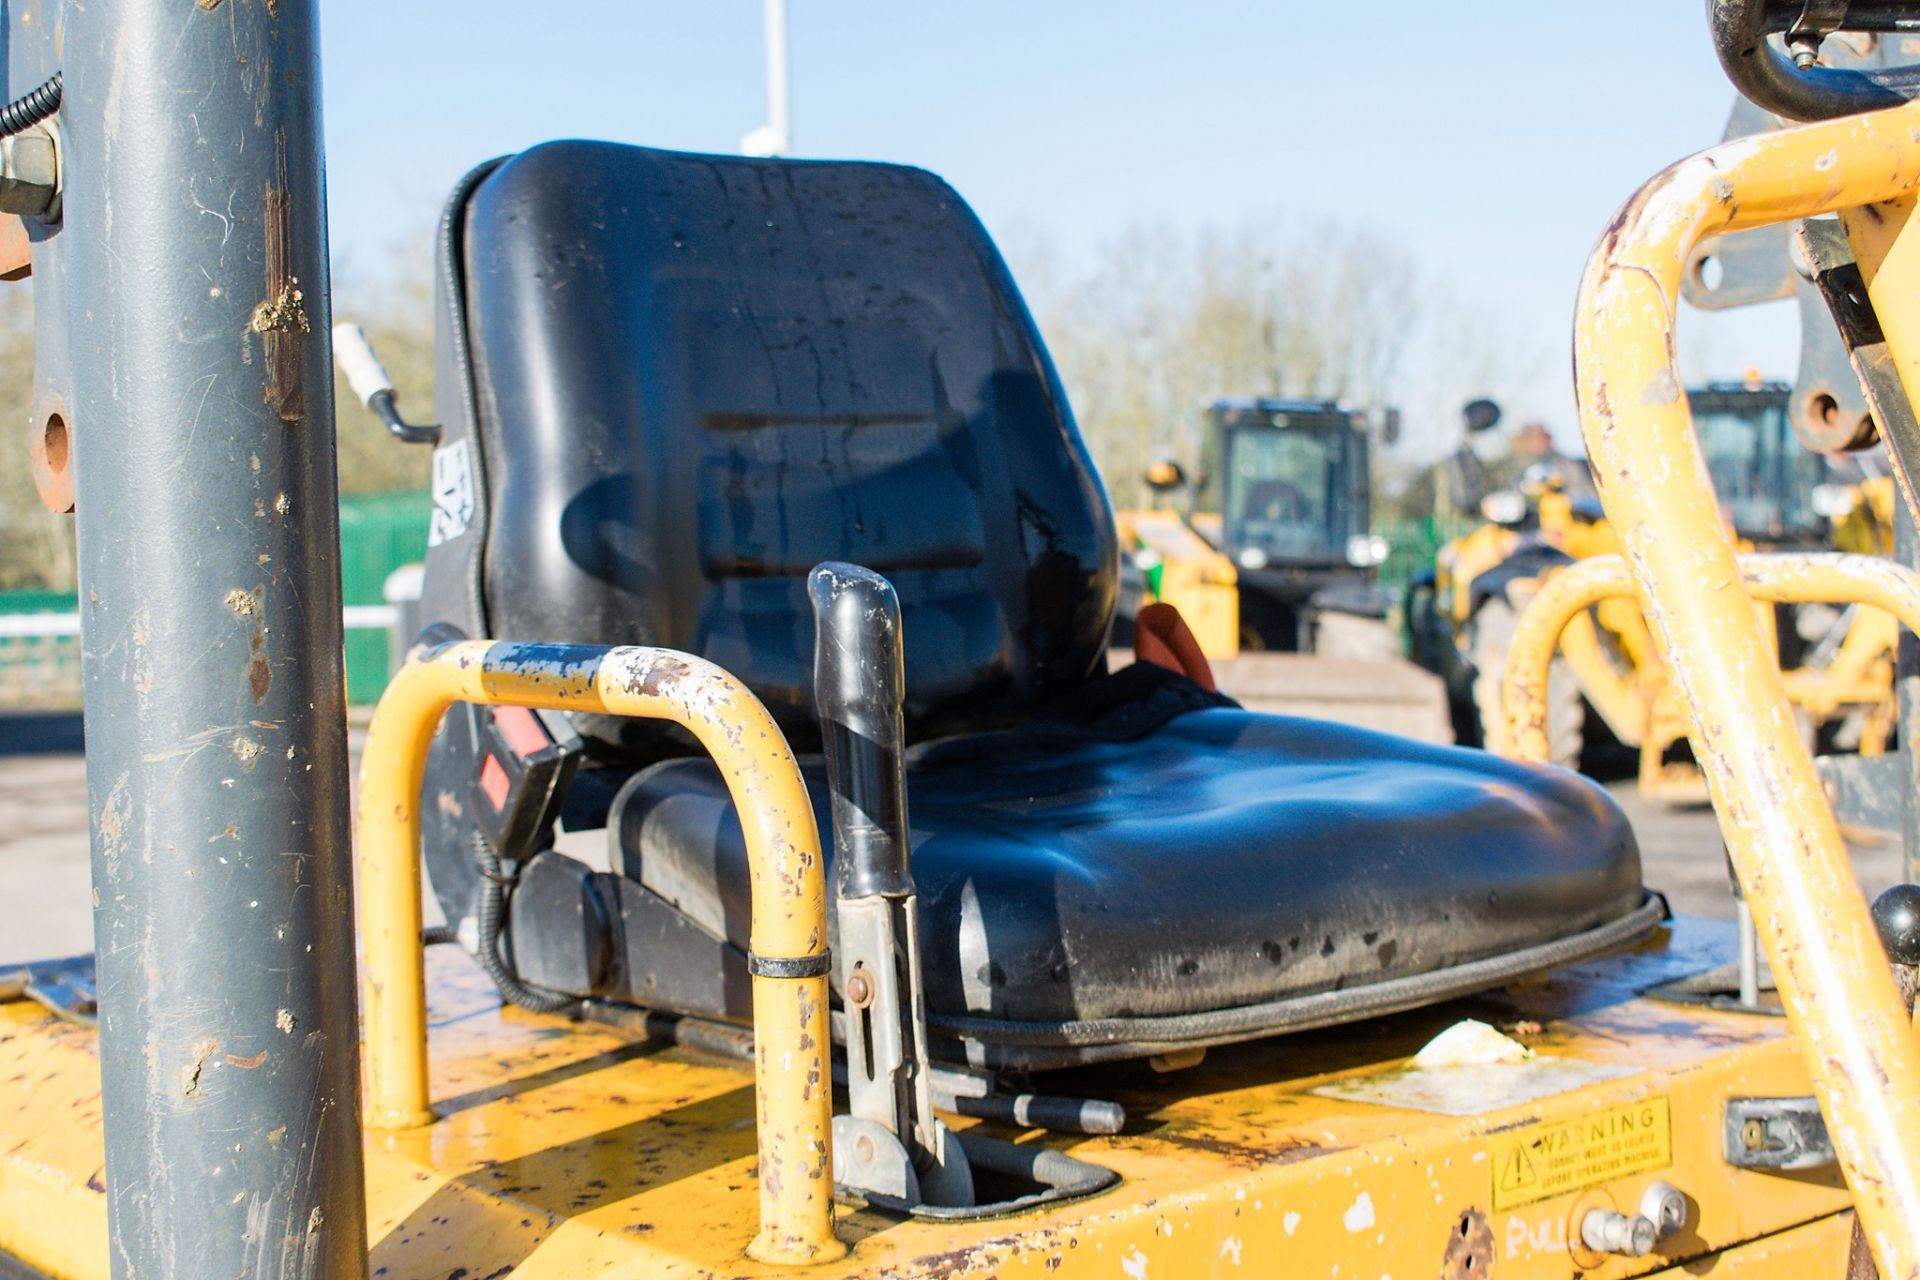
[416,140,1656,1067]
[613,668,1649,1069]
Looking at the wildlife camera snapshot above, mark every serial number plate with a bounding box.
[1491,1096,1672,1210]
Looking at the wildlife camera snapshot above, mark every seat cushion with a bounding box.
[611,691,1647,1061]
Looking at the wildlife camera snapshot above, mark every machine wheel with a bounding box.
[1468,597,1584,769]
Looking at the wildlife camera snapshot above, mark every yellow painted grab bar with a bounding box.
[1575,102,1920,1278]
[1502,552,1920,763]
[356,640,844,1265]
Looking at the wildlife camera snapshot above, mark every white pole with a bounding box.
[765,0,792,157]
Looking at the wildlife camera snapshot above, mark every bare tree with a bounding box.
[1013,219,1423,510]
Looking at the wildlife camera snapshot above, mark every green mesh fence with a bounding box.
[336,489,431,702]
[1376,515,1475,602]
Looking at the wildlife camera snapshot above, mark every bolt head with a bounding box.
[854,1133,876,1164]
[1872,883,1920,966]
[846,968,874,1008]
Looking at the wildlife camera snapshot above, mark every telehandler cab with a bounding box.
[1112,397,1451,739]
[1119,397,1399,658]
[2,2,1920,1278]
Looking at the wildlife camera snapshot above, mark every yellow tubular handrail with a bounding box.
[1575,101,1920,1278]
[1502,552,1920,764]
[357,640,844,1265]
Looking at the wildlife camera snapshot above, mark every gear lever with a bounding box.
[810,562,973,1208]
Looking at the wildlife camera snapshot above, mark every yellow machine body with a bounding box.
[0,923,1863,1278]
[12,25,1920,1280]
[1437,479,1896,799]
[1113,507,1241,658]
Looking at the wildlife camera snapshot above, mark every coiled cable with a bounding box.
[0,74,61,138]
[469,829,579,1015]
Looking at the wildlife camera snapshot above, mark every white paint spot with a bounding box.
[1283,1212,1301,1236]
[1344,1191,1376,1232]
[1219,1236,1242,1265]
[1121,1245,1149,1279]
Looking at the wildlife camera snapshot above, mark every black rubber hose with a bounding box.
[469,830,579,1015]
[0,73,60,138]
[420,923,459,947]
[1708,0,1920,121]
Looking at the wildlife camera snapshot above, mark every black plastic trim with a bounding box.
[749,951,833,979]
[928,891,1666,1053]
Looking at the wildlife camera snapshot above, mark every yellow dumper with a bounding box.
[3,3,1920,1278]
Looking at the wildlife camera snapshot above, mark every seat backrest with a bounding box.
[418,141,1117,750]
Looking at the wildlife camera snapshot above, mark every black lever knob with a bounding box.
[809,562,912,901]
[1872,884,1920,968]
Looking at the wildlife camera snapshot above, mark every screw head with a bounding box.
[846,967,874,1008]
[1872,884,1920,967]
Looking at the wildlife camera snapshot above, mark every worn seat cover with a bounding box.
[614,694,1645,1042]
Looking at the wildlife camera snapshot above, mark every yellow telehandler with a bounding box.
[1115,398,1452,740]
[1411,380,1901,798]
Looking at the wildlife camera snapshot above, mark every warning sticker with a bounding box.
[1490,1097,1671,1211]
[428,438,475,548]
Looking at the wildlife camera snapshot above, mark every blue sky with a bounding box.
[319,3,1792,457]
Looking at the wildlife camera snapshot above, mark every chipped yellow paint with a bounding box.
[1573,101,1920,1279]
[355,639,841,1264]
[0,922,1864,1277]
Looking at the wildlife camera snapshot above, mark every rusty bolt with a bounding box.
[846,966,874,1009]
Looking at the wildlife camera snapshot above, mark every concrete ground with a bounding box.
[0,708,1905,966]
[1611,783,1904,917]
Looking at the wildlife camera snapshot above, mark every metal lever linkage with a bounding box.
[333,321,441,444]
[810,562,974,1209]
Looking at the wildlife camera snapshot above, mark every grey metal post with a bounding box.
[61,3,368,1276]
